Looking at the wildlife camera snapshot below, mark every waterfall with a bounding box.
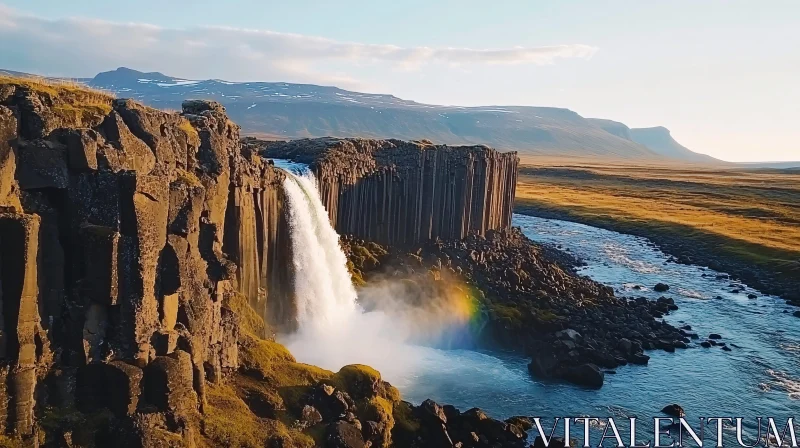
[282,170,358,330]
[277,162,474,380]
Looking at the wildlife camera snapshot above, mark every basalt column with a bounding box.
[263,138,519,247]
[222,157,293,331]
[0,79,299,443]
[0,213,45,436]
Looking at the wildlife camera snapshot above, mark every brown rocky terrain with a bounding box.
[0,77,540,447]
[342,229,691,390]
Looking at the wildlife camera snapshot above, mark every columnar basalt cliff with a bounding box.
[0,78,303,444]
[0,78,538,448]
[260,137,519,247]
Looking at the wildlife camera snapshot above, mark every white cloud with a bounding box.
[0,4,597,88]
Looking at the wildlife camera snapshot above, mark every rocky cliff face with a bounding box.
[0,79,297,443]
[0,79,528,447]
[260,137,519,247]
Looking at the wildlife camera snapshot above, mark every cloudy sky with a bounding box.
[1,0,797,162]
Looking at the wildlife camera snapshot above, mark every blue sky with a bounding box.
[1,0,798,162]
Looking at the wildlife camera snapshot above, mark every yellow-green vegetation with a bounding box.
[352,245,380,269]
[221,283,408,447]
[200,381,319,448]
[1,75,114,123]
[346,240,390,285]
[345,243,379,286]
[174,168,202,187]
[0,75,113,99]
[392,400,421,433]
[346,260,366,287]
[325,364,400,448]
[515,163,800,297]
[203,384,265,447]
[238,335,332,407]
[328,364,380,394]
[328,364,399,402]
[488,303,524,329]
[225,291,267,338]
[178,117,201,147]
[359,397,395,447]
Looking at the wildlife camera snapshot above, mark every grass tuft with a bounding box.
[1,75,115,127]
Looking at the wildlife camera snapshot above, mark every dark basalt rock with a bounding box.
[260,137,519,247]
[326,421,366,448]
[661,404,686,418]
[563,363,605,389]
[654,283,670,292]
[392,400,528,448]
[345,230,688,389]
[0,80,300,443]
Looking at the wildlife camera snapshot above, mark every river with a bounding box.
[395,214,799,444]
[273,157,798,444]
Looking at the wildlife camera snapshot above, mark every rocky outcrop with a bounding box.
[260,137,519,246]
[342,229,689,389]
[392,399,530,448]
[0,79,297,444]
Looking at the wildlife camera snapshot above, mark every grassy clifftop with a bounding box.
[515,164,800,302]
[0,76,114,124]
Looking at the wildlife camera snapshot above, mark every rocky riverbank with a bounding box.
[514,205,800,308]
[343,228,691,389]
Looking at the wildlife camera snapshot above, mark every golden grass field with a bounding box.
[514,158,800,299]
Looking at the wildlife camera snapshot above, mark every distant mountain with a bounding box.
[1,67,742,163]
[588,119,723,164]
[75,67,664,159]
[629,126,723,164]
[587,118,632,140]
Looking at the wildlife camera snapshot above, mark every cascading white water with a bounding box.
[282,170,358,329]
[279,167,426,379]
[278,163,475,383]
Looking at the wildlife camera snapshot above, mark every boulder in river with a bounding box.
[564,364,604,389]
[654,283,670,292]
[708,333,722,340]
[661,404,686,418]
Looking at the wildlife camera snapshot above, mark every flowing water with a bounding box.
[274,160,798,444]
[282,171,358,328]
[400,215,800,442]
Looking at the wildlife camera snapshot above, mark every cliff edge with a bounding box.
[259,137,519,247]
[0,77,305,445]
